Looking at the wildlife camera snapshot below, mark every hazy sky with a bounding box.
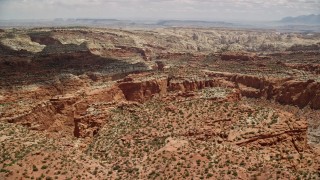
[0,0,319,21]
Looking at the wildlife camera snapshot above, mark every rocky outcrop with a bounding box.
[221,51,257,61]
[115,46,151,60]
[285,63,320,74]
[236,129,308,152]
[72,85,126,138]
[5,96,77,132]
[3,75,231,138]
[168,78,214,92]
[118,77,167,102]
[206,71,320,110]
[117,75,239,103]
[273,80,320,109]
[235,114,308,152]
[42,72,320,121]
[287,44,320,52]
[155,61,165,71]
[0,43,33,56]
[3,70,319,141]
[29,32,61,46]
[156,52,207,62]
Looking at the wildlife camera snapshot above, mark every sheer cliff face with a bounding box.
[0,28,320,179]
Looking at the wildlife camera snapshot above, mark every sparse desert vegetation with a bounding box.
[0,27,320,179]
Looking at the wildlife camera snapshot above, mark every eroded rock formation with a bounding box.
[221,51,257,61]
[207,71,320,109]
[1,27,320,179]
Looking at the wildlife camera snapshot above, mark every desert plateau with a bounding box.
[0,26,320,179]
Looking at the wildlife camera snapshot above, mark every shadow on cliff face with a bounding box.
[0,32,149,87]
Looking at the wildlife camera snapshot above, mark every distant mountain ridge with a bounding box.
[280,14,320,25]
[156,20,233,27]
